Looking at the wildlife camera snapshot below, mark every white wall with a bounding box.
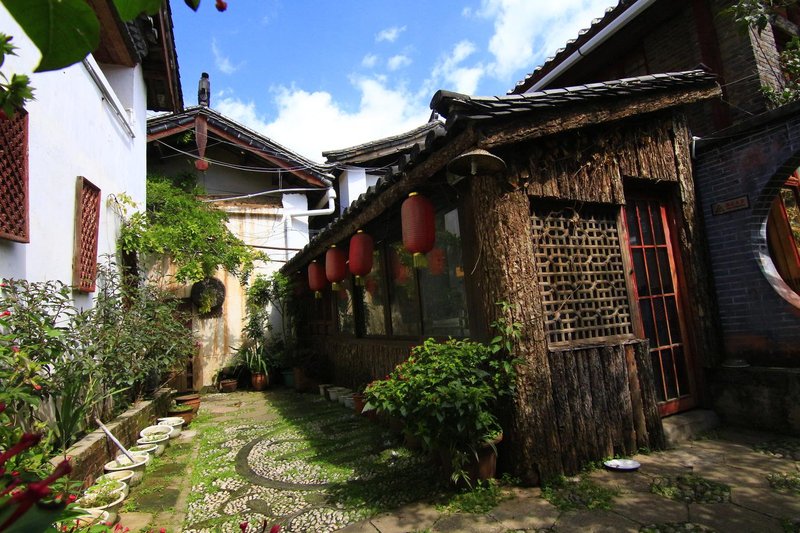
[0,7,147,309]
[339,167,381,212]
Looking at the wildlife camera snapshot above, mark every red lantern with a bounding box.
[428,248,446,276]
[349,230,374,286]
[401,192,435,268]
[308,260,327,299]
[326,245,347,291]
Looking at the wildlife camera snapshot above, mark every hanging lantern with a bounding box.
[326,245,347,291]
[401,192,435,268]
[308,260,327,299]
[428,248,447,276]
[349,230,374,286]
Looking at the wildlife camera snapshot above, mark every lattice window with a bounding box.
[73,177,101,292]
[531,206,634,347]
[0,112,29,242]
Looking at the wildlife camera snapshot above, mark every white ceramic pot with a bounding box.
[156,417,185,437]
[76,487,127,513]
[139,424,174,439]
[84,479,128,500]
[127,443,159,458]
[96,470,134,487]
[71,509,111,527]
[104,454,149,485]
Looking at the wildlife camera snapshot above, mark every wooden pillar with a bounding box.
[466,172,563,485]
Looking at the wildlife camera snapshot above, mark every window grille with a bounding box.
[73,177,101,292]
[531,206,634,347]
[0,112,29,242]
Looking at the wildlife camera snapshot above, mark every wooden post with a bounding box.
[467,172,563,485]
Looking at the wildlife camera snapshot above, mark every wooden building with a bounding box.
[281,69,721,484]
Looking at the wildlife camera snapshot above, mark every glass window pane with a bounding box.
[651,204,666,245]
[653,296,669,347]
[657,248,674,293]
[626,204,640,245]
[419,209,470,337]
[661,347,679,400]
[640,202,654,245]
[335,276,355,335]
[673,346,690,397]
[388,244,420,336]
[356,247,387,336]
[646,248,662,294]
[651,351,666,402]
[633,249,648,296]
[640,298,656,342]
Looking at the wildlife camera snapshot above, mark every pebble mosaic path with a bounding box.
[119,390,800,532]
[180,390,442,533]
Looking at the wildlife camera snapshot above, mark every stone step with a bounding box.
[662,409,720,447]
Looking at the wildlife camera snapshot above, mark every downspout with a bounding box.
[528,0,659,92]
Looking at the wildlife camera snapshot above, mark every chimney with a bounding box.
[198,72,210,107]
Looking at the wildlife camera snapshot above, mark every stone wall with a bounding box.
[52,388,173,486]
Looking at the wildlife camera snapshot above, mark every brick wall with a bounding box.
[694,103,800,367]
[52,389,174,486]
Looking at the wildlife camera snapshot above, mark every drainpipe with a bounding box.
[528,0,659,92]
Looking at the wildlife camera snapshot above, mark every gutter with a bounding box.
[529,0,658,92]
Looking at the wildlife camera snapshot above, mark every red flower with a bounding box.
[0,310,10,317]
[240,522,248,532]
[270,525,281,533]
[33,383,41,391]
[160,529,166,533]
[10,346,19,353]
[216,0,227,11]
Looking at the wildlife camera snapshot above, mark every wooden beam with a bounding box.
[479,85,721,149]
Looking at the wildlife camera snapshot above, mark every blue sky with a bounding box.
[172,0,616,161]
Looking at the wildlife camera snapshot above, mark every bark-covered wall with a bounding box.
[308,337,414,390]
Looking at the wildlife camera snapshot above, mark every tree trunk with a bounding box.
[466,173,563,485]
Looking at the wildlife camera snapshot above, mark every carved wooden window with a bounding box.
[531,205,634,347]
[73,177,101,292]
[0,111,29,242]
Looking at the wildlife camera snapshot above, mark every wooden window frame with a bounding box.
[0,111,30,243]
[73,176,102,293]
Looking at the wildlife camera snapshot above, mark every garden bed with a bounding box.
[51,388,174,485]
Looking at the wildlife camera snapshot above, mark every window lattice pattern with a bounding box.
[0,112,29,242]
[531,206,634,346]
[74,177,101,292]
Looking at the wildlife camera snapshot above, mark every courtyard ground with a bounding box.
[117,389,800,532]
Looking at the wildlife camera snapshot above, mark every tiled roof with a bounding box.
[147,106,334,185]
[433,70,718,129]
[323,121,445,165]
[509,0,634,95]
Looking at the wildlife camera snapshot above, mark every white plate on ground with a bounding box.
[604,459,641,471]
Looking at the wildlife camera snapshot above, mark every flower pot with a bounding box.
[140,424,174,440]
[165,406,194,425]
[136,435,167,456]
[352,393,366,416]
[219,378,238,393]
[104,455,148,486]
[440,433,503,487]
[175,392,201,413]
[76,488,127,513]
[72,509,111,527]
[96,470,135,487]
[127,443,158,459]
[251,372,269,391]
[85,479,128,501]
[158,416,187,434]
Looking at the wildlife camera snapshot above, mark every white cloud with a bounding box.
[477,0,616,80]
[215,77,430,162]
[387,54,412,71]
[211,38,243,75]
[361,54,379,68]
[424,40,484,95]
[376,25,406,43]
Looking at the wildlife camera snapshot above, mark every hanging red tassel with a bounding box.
[308,260,327,299]
[401,192,435,268]
[349,230,374,286]
[326,245,347,291]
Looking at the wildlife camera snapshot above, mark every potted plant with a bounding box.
[175,391,201,413]
[239,340,270,391]
[214,365,240,393]
[166,403,194,424]
[363,316,520,487]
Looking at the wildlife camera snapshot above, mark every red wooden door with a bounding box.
[625,196,696,416]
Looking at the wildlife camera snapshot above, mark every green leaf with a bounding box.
[113,0,163,21]
[4,0,101,72]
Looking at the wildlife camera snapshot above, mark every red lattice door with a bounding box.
[625,196,696,416]
[0,112,29,242]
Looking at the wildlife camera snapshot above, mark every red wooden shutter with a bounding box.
[0,112,29,242]
[73,177,101,292]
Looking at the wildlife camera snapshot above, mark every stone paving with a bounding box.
[118,390,800,532]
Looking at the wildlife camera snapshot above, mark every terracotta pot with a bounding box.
[167,409,194,425]
[251,372,269,391]
[175,393,201,413]
[219,378,238,393]
[352,393,366,416]
[441,433,503,487]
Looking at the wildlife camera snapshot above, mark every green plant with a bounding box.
[437,479,508,514]
[238,340,270,376]
[363,304,521,486]
[120,177,265,286]
[168,403,193,414]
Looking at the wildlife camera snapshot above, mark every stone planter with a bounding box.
[219,378,238,393]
